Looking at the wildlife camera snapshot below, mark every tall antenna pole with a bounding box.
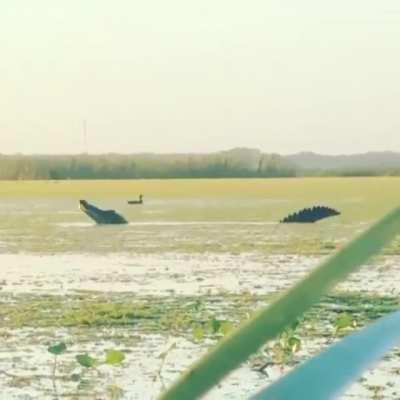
[83,119,88,154]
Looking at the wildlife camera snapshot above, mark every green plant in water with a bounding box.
[73,350,125,396]
[76,354,97,369]
[271,329,302,367]
[105,350,125,365]
[254,324,301,376]
[252,310,400,399]
[47,342,67,398]
[75,349,125,369]
[192,318,234,343]
[335,312,357,335]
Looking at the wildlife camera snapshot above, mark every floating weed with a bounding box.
[0,292,399,397]
[257,326,302,372]
[192,325,206,342]
[160,208,400,399]
[192,319,235,343]
[48,342,67,356]
[105,350,125,365]
[47,342,67,397]
[335,313,357,334]
[76,354,96,369]
[107,384,125,400]
[1,292,399,342]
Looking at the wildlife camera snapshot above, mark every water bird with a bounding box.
[128,194,144,205]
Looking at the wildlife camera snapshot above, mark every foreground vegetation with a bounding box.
[1,291,398,338]
[0,291,398,399]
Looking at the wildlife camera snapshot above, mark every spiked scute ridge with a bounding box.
[280,206,340,223]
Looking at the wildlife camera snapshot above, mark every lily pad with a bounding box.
[105,350,125,365]
[76,354,96,368]
[48,343,67,355]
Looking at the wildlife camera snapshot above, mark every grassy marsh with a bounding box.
[1,178,400,398]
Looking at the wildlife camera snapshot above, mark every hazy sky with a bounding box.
[1,1,400,154]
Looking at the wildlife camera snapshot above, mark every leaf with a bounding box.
[76,354,96,368]
[105,350,125,365]
[271,342,286,365]
[287,337,301,354]
[193,326,205,342]
[159,207,400,400]
[210,319,221,334]
[220,321,234,336]
[252,311,400,400]
[48,342,67,355]
[335,313,355,331]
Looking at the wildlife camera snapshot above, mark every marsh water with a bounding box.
[1,185,400,399]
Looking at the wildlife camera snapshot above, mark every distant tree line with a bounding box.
[0,149,399,180]
[300,168,400,177]
[0,150,296,180]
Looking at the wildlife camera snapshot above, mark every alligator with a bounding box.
[280,206,340,223]
[79,200,128,225]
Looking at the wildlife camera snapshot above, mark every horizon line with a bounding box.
[1,149,400,157]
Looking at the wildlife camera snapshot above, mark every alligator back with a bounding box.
[281,206,340,223]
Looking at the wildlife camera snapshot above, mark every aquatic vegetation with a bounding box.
[0,292,399,397]
[253,311,400,399]
[159,208,400,399]
[1,180,400,398]
[46,343,125,398]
